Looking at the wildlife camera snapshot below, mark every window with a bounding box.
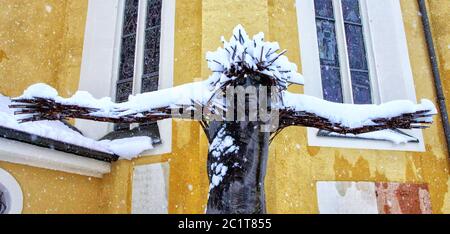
[111,0,162,141]
[315,0,373,104]
[78,0,175,155]
[0,190,6,214]
[296,0,425,151]
[0,168,23,214]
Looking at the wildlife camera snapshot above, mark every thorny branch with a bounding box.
[10,96,435,136]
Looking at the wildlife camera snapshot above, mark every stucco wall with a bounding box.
[264,0,449,214]
[188,0,450,214]
[0,0,106,214]
[0,0,448,214]
[427,0,450,123]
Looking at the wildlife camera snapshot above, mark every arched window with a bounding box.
[78,0,175,156]
[314,0,372,104]
[0,191,7,214]
[114,0,163,133]
[296,0,425,151]
[0,168,23,214]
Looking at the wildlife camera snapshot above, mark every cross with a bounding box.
[10,25,436,214]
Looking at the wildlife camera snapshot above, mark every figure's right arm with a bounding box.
[9,82,211,124]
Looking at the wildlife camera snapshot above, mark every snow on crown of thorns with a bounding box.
[206,24,304,91]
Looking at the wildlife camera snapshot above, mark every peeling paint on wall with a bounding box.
[0,49,8,62]
[376,182,432,214]
[317,181,432,214]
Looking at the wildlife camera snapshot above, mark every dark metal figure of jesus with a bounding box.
[10,26,437,214]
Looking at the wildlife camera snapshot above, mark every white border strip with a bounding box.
[0,138,111,178]
[0,168,23,214]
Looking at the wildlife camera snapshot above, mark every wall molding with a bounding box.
[0,168,23,214]
[0,138,111,178]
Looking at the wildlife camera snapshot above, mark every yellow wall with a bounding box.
[0,0,106,214]
[0,161,103,213]
[427,0,450,118]
[0,0,449,214]
[264,0,449,214]
[0,0,84,97]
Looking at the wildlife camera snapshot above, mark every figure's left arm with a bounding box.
[279,92,437,135]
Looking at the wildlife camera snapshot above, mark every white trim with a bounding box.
[77,0,176,156]
[133,0,149,96]
[131,162,170,214]
[78,0,121,140]
[0,138,111,178]
[360,0,381,105]
[0,168,23,214]
[333,0,354,104]
[141,0,176,156]
[111,0,126,101]
[316,181,379,214]
[296,0,424,152]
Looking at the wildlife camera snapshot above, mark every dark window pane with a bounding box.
[115,80,133,131]
[146,0,162,28]
[314,0,334,19]
[118,0,139,83]
[316,19,340,67]
[345,24,368,70]
[143,48,160,75]
[116,81,134,103]
[351,71,372,104]
[118,34,137,80]
[116,0,139,131]
[141,74,159,93]
[342,1,372,104]
[315,0,343,103]
[0,191,6,214]
[142,0,162,93]
[143,27,161,75]
[321,66,344,103]
[122,0,139,36]
[342,0,362,24]
[115,81,132,131]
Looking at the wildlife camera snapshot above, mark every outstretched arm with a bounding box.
[279,92,437,135]
[10,82,214,124]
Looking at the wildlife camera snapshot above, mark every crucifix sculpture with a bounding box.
[10,25,436,214]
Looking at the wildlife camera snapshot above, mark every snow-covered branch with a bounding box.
[11,82,213,123]
[279,92,436,134]
[9,25,437,138]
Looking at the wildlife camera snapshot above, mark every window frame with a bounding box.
[0,168,23,214]
[77,0,176,156]
[296,0,425,152]
[0,137,111,178]
[333,0,380,105]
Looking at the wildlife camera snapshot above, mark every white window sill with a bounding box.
[307,128,426,152]
[0,138,111,178]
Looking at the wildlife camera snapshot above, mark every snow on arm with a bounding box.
[282,91,437,129]
[0,94,152,159]
[16,81,214,120]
